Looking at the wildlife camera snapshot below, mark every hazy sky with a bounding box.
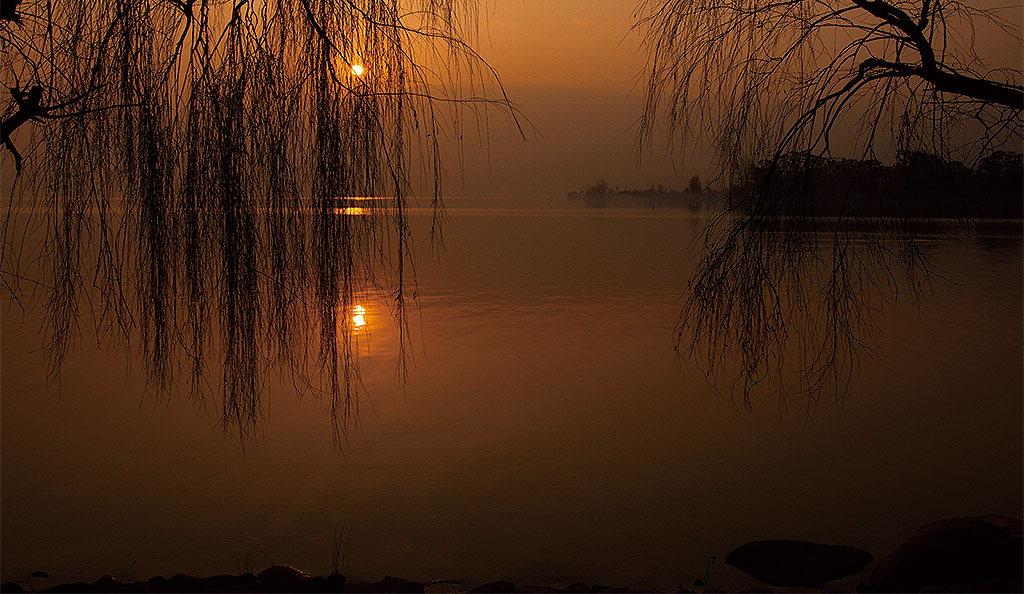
[2,1,1019,195]
[439,0,704,197]
[438,0,1024,197]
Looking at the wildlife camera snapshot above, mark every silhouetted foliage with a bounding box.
[733,151,1022,218]
[636,0,1023,412]
[567,179,724,211]
[1,0,518,446]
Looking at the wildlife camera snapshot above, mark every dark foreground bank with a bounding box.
[3,516,1020,594]
[1,570,724,594]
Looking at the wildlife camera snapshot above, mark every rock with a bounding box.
[514,587,559,593]
[559,583,590,593]
[868,515,1023,593]
[258,565,304,589]
[469,581,519,593]
[724,539,873,588]
[145,576,171,593]
[31,571,50,579]
[167,574,200,592]
[0,583,24,593]
[326,573,347,590]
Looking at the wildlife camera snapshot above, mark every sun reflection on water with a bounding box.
[352,305,367,330]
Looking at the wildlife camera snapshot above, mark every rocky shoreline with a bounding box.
[3,516,1020,594]
[0,571,734,594]
[0,571,776,594]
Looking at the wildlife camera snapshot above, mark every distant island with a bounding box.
[568,152,1023,219]
[565,150,1019,218]
[567,176,725,210]
[732,150,1023,219]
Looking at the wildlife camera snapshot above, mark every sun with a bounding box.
[351,64,364,77]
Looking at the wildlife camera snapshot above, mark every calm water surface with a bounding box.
[2,197,1022,591]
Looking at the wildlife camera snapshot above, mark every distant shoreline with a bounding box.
[566,182,725,211]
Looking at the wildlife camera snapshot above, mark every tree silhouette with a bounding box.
[1,0,519,446]
[636,0,1022,413]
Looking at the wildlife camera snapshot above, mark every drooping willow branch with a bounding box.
[636,0,1022,414]
[0,0,522,447]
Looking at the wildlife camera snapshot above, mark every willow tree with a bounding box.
[1,0,517,446]
[636,0,1022,413]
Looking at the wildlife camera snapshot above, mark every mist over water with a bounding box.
[2,198,1021,591]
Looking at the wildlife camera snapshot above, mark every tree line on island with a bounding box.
[734,149,1023,219]
[567,175,726,210]
[569,150,1022,219]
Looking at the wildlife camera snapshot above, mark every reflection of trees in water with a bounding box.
[636,0,1022,414]
[969,223,1024,255]
[1,1,518,447]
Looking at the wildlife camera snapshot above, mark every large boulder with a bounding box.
[167,573,200,592]
[724,539,873,588]
[868,515,1023,593]
[258,565,305,590]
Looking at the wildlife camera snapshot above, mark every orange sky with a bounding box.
[438,0,698,197]
[438,0,1024,197]
[2,1,1019,196]
[483,1,644,91]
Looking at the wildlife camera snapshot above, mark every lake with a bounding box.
[2,197,1021,592]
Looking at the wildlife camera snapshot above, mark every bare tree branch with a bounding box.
[636,0,1023,414]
